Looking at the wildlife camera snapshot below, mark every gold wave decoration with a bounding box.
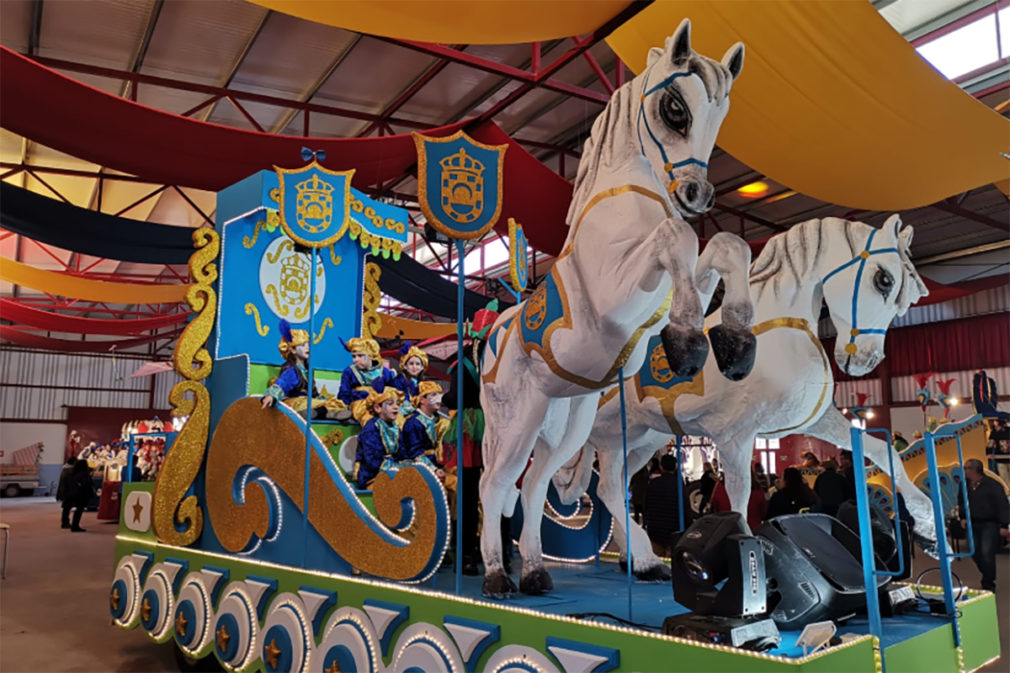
[361,262,382,340]
[242,210,280,249]
[244,303,269,336]
[266,238,293,264]
[205,398,445,579]
[152,228,219,547]
[313,317,334,344]
[264,285,288,316]
[328,244,342,266]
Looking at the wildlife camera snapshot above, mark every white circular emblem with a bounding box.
[259,237,326,321]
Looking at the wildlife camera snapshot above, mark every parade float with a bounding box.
[105,18,1002,673]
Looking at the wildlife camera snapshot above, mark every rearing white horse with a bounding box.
[479,20,755,597]
[554,216,936,580]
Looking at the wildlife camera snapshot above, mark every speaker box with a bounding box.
[662,614,781,652]
[672,512,767,617]
[757,514,890,630]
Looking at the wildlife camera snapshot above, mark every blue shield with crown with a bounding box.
[275,161,354,248]
[413,131,507,240]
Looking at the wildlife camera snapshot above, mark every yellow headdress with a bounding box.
[278,319,309,360]
[344,337,380,364]
[398,343,429,371]
[364,379,403,413]
[413,380,443,407]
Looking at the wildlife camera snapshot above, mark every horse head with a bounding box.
[821,215,928,376]
[638,19,744,215]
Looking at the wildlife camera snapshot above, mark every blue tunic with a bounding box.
[398,411,439,462]
[338,365,396,407]
[355,417,399,489]
[393,373,421,416]
[266,362,316,403]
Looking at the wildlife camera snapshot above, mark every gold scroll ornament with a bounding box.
[152,228,219,547]
[361,262,382,340]
[205,398,446,580]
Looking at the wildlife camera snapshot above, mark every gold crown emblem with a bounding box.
[295,174,334,233]
[440,148,484,177]
[296,174,335,196]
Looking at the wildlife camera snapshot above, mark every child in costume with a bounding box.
[353,379,403,490]
[393,343,429,418]
[397,381,446,473]
[338,336,397,424]
[261,319,346,419]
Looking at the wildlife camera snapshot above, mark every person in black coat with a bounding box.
[644,454,687,556]
[958,459,1010,592]
[62,460,94,532]
[813,459,847,518]
[766,467,819,520]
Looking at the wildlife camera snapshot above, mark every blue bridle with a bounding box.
[636,67,708,193]
[820,228,900,355]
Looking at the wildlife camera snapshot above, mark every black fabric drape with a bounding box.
[372,253,512,320]
[0,182,196,264]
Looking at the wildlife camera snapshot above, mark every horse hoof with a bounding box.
[519,567,554,595]
[635,564,673,582]
[661,325,709,378]
[914,533,940,560]
[482,570,518,598]
[709,325,756,381]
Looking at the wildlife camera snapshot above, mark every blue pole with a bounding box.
[923,431,958,634]
[302,247,318,568]
[455,238,465,596]
[850,426,884,668]
[676,435,685,532]
[618,366,633,621]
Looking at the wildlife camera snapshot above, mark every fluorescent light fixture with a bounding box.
[916,14,1000,79]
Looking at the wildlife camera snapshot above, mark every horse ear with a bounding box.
[669,18,692,63]
[647,46,663,68]
[899,223,914,248]
[722,42,745,80]
[884,213,902,242]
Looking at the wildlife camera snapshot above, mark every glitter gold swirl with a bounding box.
[205,398,445,579]
[313,317,334,345]
[328,244,342,266]
[152,228,219,547]
[361,262,382,340]
[242,220,265,249]
[244,303,269,336]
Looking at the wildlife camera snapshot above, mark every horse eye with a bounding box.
[659,91,690,137]
[873,268,894,297]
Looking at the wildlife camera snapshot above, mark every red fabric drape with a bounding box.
[0,325,182,353]
[829,312,1010,381]
[0,48,576,256]
[0,298,189,335]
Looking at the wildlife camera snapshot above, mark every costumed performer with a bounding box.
[397,380,447,473]
[338,336,397,424]
[443,300,512,575]
[393,342,429,418]
[261,319,347,419]
[353,379,403,489]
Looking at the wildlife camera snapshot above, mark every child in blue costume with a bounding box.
[393,343,429,418]
[338,336,396,424]
[261,319,346,419]
[397,380,446,469]
[354,379,403,490]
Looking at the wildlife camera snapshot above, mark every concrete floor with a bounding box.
[0,496,1007,673]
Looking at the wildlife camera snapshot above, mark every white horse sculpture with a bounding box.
[554,216,935,580]
[479,20,754,597]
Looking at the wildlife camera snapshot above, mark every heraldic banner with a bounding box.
[412,130,507,240]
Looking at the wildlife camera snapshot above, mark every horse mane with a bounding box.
[750,217,927,312]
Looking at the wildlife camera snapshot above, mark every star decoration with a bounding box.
[175,611,188,638]
[264,638,282,670]
[216,623,231,653]
[132,498,144,523]
[109,587,120,612]
[326,659,341,673]
[141,598,152,622]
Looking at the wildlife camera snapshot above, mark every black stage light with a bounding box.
[671,512,767,617]
[757,514,891,630]
[836,500,911,581]
[662,613,781,652]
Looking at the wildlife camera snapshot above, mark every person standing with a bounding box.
[644,454,686,556]
[813,459,847,518]
[62,460,93,532]
[958,459,1010,592]
[765,467,819,520]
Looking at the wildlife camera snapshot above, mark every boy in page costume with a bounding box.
[338,336,397,424]
[398,380,446,467]
[261,319,346,419]
[393,343,428,418]
[353,379,404,490]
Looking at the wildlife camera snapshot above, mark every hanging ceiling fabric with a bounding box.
[607,0,1009,210]
[0,257,191,305]
[0,325,184,353]
[0,182,196,265]
[244,1,635,44]
[0,299,190,335]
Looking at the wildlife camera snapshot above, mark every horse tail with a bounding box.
[552,444,596,506]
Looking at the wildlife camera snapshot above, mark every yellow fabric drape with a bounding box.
[245,1,633,44]
[375,313,455,340]
[608,1,1010,210]
[0,258,191,304]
